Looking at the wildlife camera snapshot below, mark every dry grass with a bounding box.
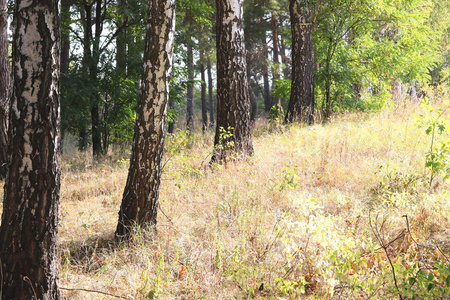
[1,102,449,299]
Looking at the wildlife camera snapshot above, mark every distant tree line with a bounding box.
[2,0,445,161]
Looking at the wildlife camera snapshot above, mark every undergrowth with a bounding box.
[1,101,449,299]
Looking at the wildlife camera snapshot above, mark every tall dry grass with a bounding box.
[1,102,449,299]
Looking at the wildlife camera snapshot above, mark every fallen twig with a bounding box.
[60,286,133,299]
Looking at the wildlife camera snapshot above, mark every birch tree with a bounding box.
[115,0,176,239]
[212,0,253,163]
[0,0,61,298]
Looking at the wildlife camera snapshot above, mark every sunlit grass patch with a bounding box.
[47,103,450,298]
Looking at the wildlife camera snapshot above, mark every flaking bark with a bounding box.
[211,0,253,163]
[0,0,61,298]
[285,0,315,123]
[115,0,176,239]
[0,0,9,179]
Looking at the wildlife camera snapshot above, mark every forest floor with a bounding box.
[2,101,450,299]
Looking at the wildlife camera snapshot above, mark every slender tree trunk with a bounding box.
[79,5,91,151]
[91,101,103,158]
[211,0,253,163]
[207,57,214,127]
[285,0,314,123]
[263,48,271,112]
[168,98,175,133]
[271,14,280,108]
[115,0,176,239]
[324,36,333,119]
[116,0,127,76]
[60,0,71,77]
[60,0,71,154]
[0,0,9,179]
[91,0,104,157]
[0,0,61,298]
[186,40,194,130]
[245,43,257,122]
[200,60,208,133]
[280,37,290,79]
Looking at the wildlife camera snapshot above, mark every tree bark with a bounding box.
[115,0,176,239]
[211,0,253,163]
[186,39,194,131]
[0,0,9,179]
[0,0,61,298]
[285,0,314,123]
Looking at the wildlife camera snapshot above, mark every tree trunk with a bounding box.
[207,57,214,127]
[115,0,176,239]
[0,0,61,298]
[263,48,271,112]
[168,98,175,134]
[91,0,104,157]
[211,0,253,163]
[0,0,9,179]
[280,37,291,79]
[60,0,71,77]
[200,60,208,133]
[285,0,314,123]
[186,40,194,131]
[271,14,280,108]
[91,102,103,158]
[116,0,127,75]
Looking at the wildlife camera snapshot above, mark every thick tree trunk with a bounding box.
[211,0,253,163]
[0,0,9,179]
[207,58,214,128]
[186,40,194,130]
[0,0,61,298]
[285,0,314,123]
[115,0,176,239]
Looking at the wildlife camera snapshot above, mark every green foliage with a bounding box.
[401,262,450,299]
[276,167,299,191]
[275,276,308,297]
[312,0,440,115]
[370,165,425,206]
[271,78,291,101]
[217,126,235,151]
[415,99,450,187]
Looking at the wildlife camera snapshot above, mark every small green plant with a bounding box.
[275,276,308,296]
[276,168,299,191]
[401,262,450,299]
[267,104,285,126]
[415,99,450,188]
[217,126,235,150]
